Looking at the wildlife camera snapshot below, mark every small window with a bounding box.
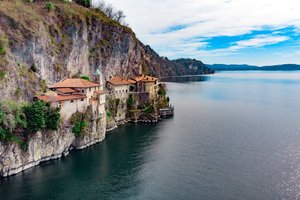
[81,99,84,101]
[70,100,74,103]
[82,90,84,93]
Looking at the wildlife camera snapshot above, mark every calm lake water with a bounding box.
[1,71,300,200]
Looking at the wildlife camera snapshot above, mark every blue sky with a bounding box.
[96,0,300,66]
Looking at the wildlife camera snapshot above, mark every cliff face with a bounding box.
[0,0,210,177]
[0,0,212,101]
[0,114,106,177]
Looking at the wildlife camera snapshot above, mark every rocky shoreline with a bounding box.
[0,115,162,178]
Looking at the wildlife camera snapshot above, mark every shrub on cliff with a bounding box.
[24,101,61,133]
[45,107,61,130]
[24,101,47,133]
[80,75,91,81]
[127,94,135,109]
[0,36,8,55]
[46,2,54,12]
[0,101,27,142]
[76,0,91,8]
[71,112,88,137]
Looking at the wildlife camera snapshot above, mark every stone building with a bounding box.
[36,72,106,123]
[128,75,159,103]
[106,76,131,99]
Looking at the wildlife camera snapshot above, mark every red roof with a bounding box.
[56,88,79,94]
[36,94,87,103]
[132,75,158,83]
[94,90,105,95]
[107,77,130,86]
[127,79,137,84]
[49,79,100,88]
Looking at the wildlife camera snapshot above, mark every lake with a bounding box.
[1,71,300,200]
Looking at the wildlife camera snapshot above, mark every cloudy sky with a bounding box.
[105,0,300,65]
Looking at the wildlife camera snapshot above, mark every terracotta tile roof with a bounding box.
[94,90,106,95]
[134,75,158,83]
[127,79,137,84]
[107,77,130,86]
[49,78,100,88]
[56,88,79,94]
[36,94,87,103]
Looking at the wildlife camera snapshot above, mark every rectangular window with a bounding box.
[70,100,74,103]
[81,99,84,101]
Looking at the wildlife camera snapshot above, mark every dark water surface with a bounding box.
[1,71,300,200]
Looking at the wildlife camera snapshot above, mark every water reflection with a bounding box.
[2,71,300,200]
[0,123,161,200]
[161,75,210,83]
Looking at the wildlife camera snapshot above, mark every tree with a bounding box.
[45,107,61,130]
[104,4,114,18]
[76,0,91,8]
[80,75,91,81]
[115,10,125,23]
[96,0,106,10]
[24,101,47,133]
[70,112,88,137]
[46,2,54,12]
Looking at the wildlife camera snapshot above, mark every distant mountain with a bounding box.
[261,64,300,70]
[208,64,300,71]
[172,58,215,75]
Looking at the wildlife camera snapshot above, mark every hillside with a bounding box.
[0,0,212,101]
[172,58,215,75]
[209,64,300,71]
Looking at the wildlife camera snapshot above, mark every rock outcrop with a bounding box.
[0,0,212,101]
[0,116,106,177]
[0,0,213,177]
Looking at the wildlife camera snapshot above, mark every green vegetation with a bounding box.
[70,112,88,137]
[0,100,61,150]
[0,101,27,142]
[76,0,91,8]
[106,111,112,118]
[115,98,120,107]
[144,104,154,114]
[41,79,48,93]
[23,100,61,133]
[157,84,170,108]
[0,70,6,81]
[158,85,166,96]
[0,36,8,55]
[45,106,61,130]
[15,87,22,98]
[127,94,135,109]
[80,75,91,81]
[46,2,54,12]
[30,63,37,72]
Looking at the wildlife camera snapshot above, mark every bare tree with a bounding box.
[115,10,125,23]
[94,0,128,26]
[96,0,106,11]
[104,4,115,18]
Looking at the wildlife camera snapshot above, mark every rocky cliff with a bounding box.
[0,112,106,177]
[0,0,212,102]
[0,0,211,177]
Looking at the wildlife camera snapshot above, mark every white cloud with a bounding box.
[94,0,300,65]
[229,35,290,50]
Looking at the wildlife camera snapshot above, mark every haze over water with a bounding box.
[1,71,300,200]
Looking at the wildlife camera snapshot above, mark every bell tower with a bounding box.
[93,69,103,90]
